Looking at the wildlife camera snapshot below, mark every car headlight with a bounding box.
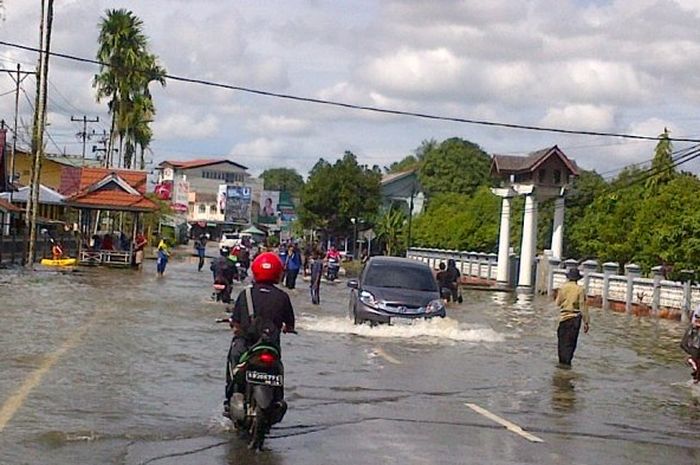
[425,299,445,314]
[359,290,378,308]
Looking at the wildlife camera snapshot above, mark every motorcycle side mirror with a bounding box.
[347,279,359,289]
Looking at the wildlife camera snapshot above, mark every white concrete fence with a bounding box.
[407,247,697,321]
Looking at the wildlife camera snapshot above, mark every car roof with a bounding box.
[366,256,430,269]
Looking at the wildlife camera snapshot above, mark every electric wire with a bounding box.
[2,39,700,144]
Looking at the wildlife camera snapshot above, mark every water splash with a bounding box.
[297,315,504,344]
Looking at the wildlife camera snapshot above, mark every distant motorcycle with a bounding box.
[212,281,232,303]
[326,258,340,281]
[219,318,295,450]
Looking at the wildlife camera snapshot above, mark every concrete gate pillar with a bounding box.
[491,188,515,287]
[517,192,538,291]
[551,195,565,260]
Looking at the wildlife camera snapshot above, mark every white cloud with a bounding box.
[247,115,313,137]
[154,114,219,140]
[540,104,616,132]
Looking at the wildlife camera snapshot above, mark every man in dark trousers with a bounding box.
[555,268,590,367]
[224,252,295,413]
[309,250,323,304]
[194,234,207,271]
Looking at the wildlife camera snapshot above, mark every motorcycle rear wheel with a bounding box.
[249,406,269,450]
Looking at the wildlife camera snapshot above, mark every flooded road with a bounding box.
[1,253,700,464]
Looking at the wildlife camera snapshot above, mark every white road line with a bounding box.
[373,347,402,365]
[465,403,544,443]
[0,316,97,432]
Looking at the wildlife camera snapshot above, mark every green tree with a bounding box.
[411,186,501,252]
[375,207,406,256]
[94,9,165,169]
[644,128,675,194]
[384,138,437,174]
[298,151,381,238]
[260,168,305,194]
[418,137,492,196]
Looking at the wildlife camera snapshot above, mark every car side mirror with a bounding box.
[347,279,359,289]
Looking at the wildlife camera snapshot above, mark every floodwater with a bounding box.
[1,251,699,465]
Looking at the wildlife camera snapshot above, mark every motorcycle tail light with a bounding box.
[259,352,277,365]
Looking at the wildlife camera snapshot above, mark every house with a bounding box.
[11,149,102,195]
[0,184,68,226]
[380,168,425,216]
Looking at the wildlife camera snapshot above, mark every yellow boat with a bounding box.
[40,258,77,267]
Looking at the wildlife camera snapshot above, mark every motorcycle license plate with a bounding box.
[246,371,283,387]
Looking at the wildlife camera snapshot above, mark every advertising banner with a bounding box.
[259,190,280,224]
[154,180,173,200]
[224,185,251,223]
[278,191,296,222]
[171,175,190,213]
[218,184,227,215]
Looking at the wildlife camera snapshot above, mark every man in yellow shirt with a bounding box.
[555,268,590,366]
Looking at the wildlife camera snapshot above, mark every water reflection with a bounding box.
[551,368,579,413]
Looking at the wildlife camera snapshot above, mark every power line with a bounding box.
[2,39,700,144]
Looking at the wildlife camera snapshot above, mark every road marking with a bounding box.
[465,403,544,443]
[0,317,96,432]
[373,347,402,365]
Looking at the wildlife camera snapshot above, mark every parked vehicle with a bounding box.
[347,256,446,325]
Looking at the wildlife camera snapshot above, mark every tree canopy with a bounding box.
[418,137,492,196]
[298,151,381,238]
[260,168,305,194]
[93,8,165,169]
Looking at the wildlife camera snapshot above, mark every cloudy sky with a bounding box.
[2,0,700,178]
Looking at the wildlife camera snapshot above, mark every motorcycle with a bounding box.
[212,281,232,303]
[219,318,296,450]
[326,258,340,281]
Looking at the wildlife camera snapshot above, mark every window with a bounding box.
[198,204,206,213]
[538,169,546,183]
[210,204,217,214]
[554,169,562,184]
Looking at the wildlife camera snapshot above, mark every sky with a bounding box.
[2,0,700,179]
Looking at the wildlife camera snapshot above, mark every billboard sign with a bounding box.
[224,185,251,223]
[259,190,280,224]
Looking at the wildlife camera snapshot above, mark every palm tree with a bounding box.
[93,9,165,168]
[375,207,407,256]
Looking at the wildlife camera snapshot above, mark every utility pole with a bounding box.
[0,64,36,202]
[71,115,99,161]
[26,0,54,267]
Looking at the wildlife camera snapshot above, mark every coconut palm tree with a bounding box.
[93,8,165,168]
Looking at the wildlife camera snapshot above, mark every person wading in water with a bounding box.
[555,268,590,367]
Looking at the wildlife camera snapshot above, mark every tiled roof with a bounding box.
[194,192,217,202]
[0,198,22,213]
[78,168,148,194]
[68,190,158,211]
[65,167,157,211]
[491,146,578,176]
[159,158,248,171]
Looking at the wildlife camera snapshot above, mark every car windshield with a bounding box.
[223,234,238,240]
[363,264,437,292]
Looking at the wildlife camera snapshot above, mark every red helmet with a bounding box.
[251,252,284,283]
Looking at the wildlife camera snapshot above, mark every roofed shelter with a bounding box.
[490,146,579,291]
[66,167,157,267]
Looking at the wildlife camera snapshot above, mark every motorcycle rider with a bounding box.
[224,252,295,415]
[325,245,341,280]
[211,246,236,303]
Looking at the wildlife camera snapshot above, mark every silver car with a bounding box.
[347,256,446,325]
